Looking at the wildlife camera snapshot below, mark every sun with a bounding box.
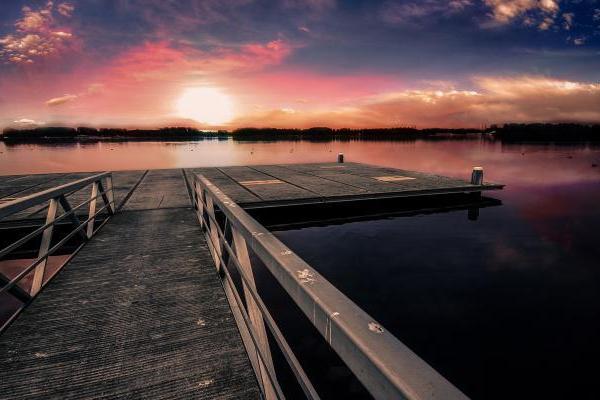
[176,87,235,125]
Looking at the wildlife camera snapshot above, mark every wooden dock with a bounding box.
[0,162,501,399]
[186,162,501,208]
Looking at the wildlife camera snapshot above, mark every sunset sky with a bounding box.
[1,0,599,129]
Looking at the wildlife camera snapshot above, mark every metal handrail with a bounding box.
[0,188,112,260]
[194,187,320,400]
[0,202,110,297]
[0,172,112,218]
[0,172,115,315]
[193,173,469,400]
[204,231,287,399]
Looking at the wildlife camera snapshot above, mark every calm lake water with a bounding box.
[1,138,600,399]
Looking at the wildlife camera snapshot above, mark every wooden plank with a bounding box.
[284,162,491,195]
[123,169,191,211]
[218,166,315,201]
[284,163,411,193]
[252,165,366,197]
[338,163,472,186]
[186,168,261,205]
[0,208,261,399]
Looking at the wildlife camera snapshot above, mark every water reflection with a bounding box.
[2,139,599,186]
[269,182,600,399]
[1,138,599,398]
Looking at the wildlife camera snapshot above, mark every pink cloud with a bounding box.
[5,38,296,124]
[230,70,399,109]
[0,1,77,64]
[231,76,600,128]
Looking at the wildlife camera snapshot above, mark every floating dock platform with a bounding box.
[0,163,502,400]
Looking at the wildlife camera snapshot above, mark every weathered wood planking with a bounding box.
[0,209,260,399]
[187,162,502,207]
[185,168,261,204]
[282,162,471,192]
[122,169,191,211]
[217,166,316,201]
[250,165,367,197]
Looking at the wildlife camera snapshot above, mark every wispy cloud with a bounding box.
[282,0,336,13]
[44,83,104,107]
[381,0,473,24]
[46,94,78,106]
[483,0,560,30]
[57,2,74,17]
[12,118,43,126]
[562,12,574,30]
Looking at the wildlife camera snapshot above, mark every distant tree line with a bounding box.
[230,126,482,141]
[0,125,482,142]
[1,123,599,143]
[492,123,600,142]
[0,127,227,142]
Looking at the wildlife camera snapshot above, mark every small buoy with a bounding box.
[567,155,573,159]
[592,164,598,168]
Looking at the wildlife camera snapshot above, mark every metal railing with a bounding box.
[0,172,115,331]
[192,173,469,400]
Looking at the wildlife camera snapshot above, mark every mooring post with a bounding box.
[468,207,480,221]
[471,167,483,185]
[337,153,344,163]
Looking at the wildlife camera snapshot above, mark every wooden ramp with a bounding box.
[0,170,260,400]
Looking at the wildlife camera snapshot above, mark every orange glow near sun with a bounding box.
[176,87,235,125]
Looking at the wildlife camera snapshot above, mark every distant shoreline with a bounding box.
[1,124,599,143]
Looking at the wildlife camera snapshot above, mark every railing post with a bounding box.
[232,226,278,400]
[87,182,99,239]
[194,182,205,228]
[205,195,222,270]
[30,197,58,296]
[191,179,197,207]
[105,175,115,213]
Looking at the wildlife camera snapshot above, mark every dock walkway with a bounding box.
[0,170,260,400]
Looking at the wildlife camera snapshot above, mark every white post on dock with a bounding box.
[471,167,483,185]
[337,153,344,163]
